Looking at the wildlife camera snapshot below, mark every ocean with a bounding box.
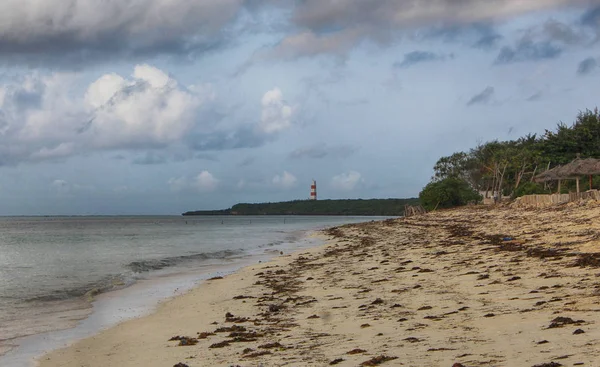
[0,215,382,366]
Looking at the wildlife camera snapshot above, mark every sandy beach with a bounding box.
[39,203,600,367]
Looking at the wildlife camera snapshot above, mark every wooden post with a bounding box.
[576,177,580,194]
[557,180,561,194]
[590,175,593,190]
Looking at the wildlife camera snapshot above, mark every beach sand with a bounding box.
[39,203,600,367]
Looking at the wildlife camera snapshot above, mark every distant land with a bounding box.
[182,198,420,216]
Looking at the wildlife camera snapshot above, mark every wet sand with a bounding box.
[39,203,600,367]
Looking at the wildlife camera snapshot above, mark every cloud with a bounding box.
[420,23,500,48]
[259,88,294,134]
[187,125,269,151]
[263,29,364,60]
[0,66,298,165]
[168,171,218,192]
[266,1,592,58]
[288,1,585,31]
[540,19,587,45]
[0,0,595,66]
[186,88,297,152]
[85,64,204,149]
[272,171,297,189]
[0,65,209,165]
[289,143,359,160]
[473,34,503,49]
[467,86,494,106]
[193,171,219,191]
[330,171,362,191]
[580,5,600,28]
[0,0,246,66]
[577,57,598,75]
[495,41,562,64]
[394,51,452,68]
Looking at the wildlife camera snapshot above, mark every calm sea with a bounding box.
[0,215,382,365]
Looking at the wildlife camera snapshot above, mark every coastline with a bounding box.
[1,230,329,367]
[35,204,600,366]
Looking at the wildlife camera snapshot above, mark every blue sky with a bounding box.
[1,0,600,215]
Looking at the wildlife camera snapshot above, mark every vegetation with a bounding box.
[182,198,420,216]
[422,108,600,206]
[419,177,482,211]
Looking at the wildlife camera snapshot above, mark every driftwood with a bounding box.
[404,205,426,217]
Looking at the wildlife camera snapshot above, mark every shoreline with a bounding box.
[1,232,328,367]
[32,204,600,366]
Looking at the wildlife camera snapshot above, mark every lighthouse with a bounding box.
[309,180,317,200]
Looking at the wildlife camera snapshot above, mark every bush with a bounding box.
[419,177,482,211]
[513,182,549,197]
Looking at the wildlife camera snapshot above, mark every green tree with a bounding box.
[427,108,600,201]
[513,182,549,197]
[419,177,482,211]
[540,109,600,164]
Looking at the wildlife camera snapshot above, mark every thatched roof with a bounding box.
[559,157,600,176]
[534,158,600,182]
[533,165,563,182]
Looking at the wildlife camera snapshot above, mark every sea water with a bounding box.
[0,215,382,366]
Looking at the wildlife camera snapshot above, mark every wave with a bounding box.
[24,249,246,303]
[258,240,284,248]
[25,274,134,303]
[126,249,245,273]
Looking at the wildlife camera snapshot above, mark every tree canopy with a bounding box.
[419,177,482,211]
[183,198,420,216]
[426,108,600,203]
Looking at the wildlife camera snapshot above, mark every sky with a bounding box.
[2,0,600,215]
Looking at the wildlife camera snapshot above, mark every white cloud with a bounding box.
[272,171,297,189]
[168,171,219,192]
[0,65,215,165]
[0,68,303,166]
[85,64,202,149]
[192,171,219,192]
[259,88,294,134]
[85,73,127,109]
[331,171,363,191]
[133,64,172,88]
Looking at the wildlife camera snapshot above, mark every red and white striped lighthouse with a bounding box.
[309,180,317,200]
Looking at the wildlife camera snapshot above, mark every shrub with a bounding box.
[513,182,549,197]
[419,177,482,211]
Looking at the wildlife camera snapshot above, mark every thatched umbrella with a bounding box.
[534,157,600,193]
[559,157,600,192]
[533,165,563,183]
[533,164,567,193]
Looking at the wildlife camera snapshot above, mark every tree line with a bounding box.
[420,108,600,210]
[183,198,420,216]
